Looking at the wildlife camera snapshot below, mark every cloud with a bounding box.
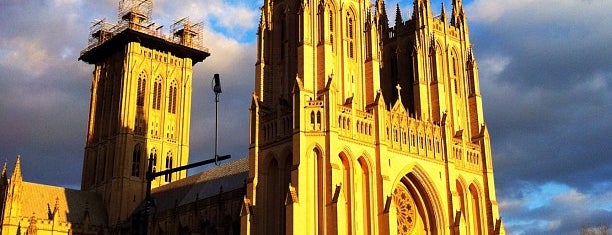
[1,0,610,234]
[0,0,259,186]
[155,0,259,42]
[466,0,612,234]
[501,182,612,234]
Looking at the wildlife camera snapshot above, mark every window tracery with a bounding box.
[394,184,416,234]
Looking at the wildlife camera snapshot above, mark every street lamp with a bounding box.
[138,74,231,235]
[213,73,222,165]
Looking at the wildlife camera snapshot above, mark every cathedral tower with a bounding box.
[245,0,504,234]
[78,0,209,226]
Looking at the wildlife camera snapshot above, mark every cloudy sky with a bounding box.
[0,0,610,234]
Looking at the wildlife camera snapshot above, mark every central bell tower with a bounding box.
[78,0,209,226]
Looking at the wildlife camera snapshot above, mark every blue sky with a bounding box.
[0,0,611,234]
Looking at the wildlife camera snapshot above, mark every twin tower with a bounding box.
[78,0,504,234]
[245,0,505,234]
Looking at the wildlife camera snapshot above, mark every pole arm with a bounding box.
[146,155,231,181]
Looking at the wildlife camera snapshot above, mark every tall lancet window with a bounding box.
[153,76,162,110]
[329,9,335,51]
[137,72,146,106]
[168,80,177,114]
[346,12,355,58]
[165,152,173,182]
[318,6,324,43]
[131,144,141,177]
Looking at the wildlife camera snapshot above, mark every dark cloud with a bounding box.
[0,1,257,186]
[1,0,610,234]
[466,0,612,234]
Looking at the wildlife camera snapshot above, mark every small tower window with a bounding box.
[137,72,146,106]
[329,10,335,51]
[165,152,173,182]
[168,81,177,114]
[131,144,141,177]
[347,12,355,58]
[152,77,163,110]
[150,149,158,173]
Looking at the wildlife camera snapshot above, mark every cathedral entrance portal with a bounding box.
[391,173,440,235]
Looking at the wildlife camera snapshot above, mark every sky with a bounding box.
[0,0,610,234]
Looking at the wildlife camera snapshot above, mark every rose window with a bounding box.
[394,184,416,234]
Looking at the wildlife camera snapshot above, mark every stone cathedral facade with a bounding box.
[243,0,505,234]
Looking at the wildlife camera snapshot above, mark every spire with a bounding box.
[376,0,389,36]
[1,158,7,178]
[10,155,22,183]
[452,0,463,11]
[395,3,403,27]
[440,2,447,23]
[451,0,466,27]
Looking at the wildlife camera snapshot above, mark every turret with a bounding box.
[9,156,22,184]
[395,3,403,27]
[440,2,447,23]
[451,0,466,27]
[376,0,389,37]
[413,0,433,26]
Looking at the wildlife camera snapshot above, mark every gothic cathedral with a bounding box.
[244,0,505,234]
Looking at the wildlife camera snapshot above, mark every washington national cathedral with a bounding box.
[0,0,505,234]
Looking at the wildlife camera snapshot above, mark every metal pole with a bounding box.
[143,156,154,235]
[215,92,219,165]
[212,73,222,165]
[142,155,230,235]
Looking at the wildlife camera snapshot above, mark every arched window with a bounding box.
[329,9,335,50]
[338,153,353,234]
[165,152,173,182]
[346,12,355,58]
[310,111,315,125]
[132,145,141,177]
[137,72,146,106]
[168,81,177,114]
[452,54,459,76]
[265,158,283,234]
[469,184,483,235]
[429,48,438,82]
[150,149,158,173]
[358,158,372,235]
[318,6,324,43]
[152,77,162,110]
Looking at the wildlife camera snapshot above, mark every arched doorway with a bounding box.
[390,173,439,235]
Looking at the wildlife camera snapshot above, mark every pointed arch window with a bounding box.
[452,54,459,77]
[168,81,177,114]
[137,72,146,106]
[132,144,141,177]
[329,9,335,50]
[150,149,158,173]
[429,48,438,82]
[318,5,324,43]
[152,77,162,110]
[346,12,355,58]
[165,152,173,182]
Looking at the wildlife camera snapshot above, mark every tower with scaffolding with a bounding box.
[78,0,210,230]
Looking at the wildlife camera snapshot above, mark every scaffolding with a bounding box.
[81,0,207,57]
[118,0,153,21]
[170,17,204,50]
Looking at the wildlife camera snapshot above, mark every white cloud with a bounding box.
[155,0,259,40]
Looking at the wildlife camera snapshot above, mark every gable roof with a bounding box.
[151,157,248,211]
[20,182,107,226]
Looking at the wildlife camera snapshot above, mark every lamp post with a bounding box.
[139,73,230,235]
[213,73,222,165]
